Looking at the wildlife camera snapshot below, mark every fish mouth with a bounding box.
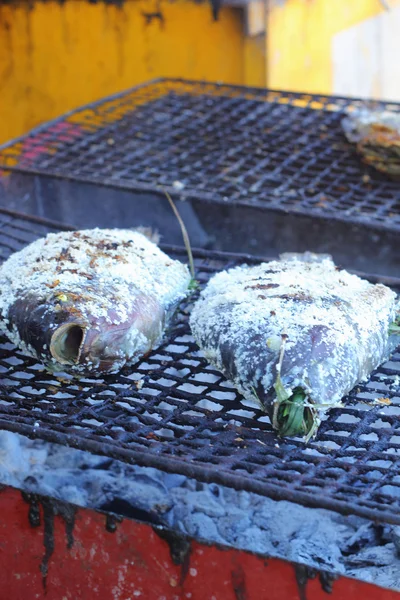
[50,322,86,365]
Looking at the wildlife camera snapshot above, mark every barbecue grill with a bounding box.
[1,79,400,274]
[1,80,400,599]
[1,207,400,599]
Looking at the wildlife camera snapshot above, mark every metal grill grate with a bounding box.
[1,79,400,232]
[1,210,400,524]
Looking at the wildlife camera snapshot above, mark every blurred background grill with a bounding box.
[1,79,400,279]
[1,79,399,228]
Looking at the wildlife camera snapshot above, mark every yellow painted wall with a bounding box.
[267,0,400,94]
[0,0,265,144]
[244,34,266,88]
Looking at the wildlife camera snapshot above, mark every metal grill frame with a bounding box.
[1,78,400,235]
[1,209,400,525]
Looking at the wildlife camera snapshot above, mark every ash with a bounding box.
[0,430,399,590]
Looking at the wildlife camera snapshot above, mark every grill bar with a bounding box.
[1,209,400,524]
[0,78,400,233]
[3,419,400,526]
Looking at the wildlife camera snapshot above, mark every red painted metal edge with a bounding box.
[0,485,398,600]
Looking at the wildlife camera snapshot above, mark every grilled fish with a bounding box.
[189,253,400,439]
[0,228,191,375]
[342,108,400,179]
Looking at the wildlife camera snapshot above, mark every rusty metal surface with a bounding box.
[1,486,400,599]
[0,79,400,233]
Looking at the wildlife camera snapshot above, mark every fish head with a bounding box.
[49,292,165,373]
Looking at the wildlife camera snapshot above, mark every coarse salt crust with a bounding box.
[190,255,398,416]
[342,109,400,143]
[0,228,191,373]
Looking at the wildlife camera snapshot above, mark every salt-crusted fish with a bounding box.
[342,108,400,179]
[189,253,400,440]
[0,229,191,375]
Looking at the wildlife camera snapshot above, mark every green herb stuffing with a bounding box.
[273,375,317,440]
[188,278,199,291]
[389,316,400,335]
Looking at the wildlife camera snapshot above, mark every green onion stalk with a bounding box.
[389,313,400,335]
[273,373,318,441]
[271,336,319,441]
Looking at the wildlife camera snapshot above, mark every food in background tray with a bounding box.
[189,252,400,440]
[0,228,191,375]
[342,108,400,179]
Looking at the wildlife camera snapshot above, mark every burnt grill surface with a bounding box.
[1,209,400,524]
[0,79,400,231]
